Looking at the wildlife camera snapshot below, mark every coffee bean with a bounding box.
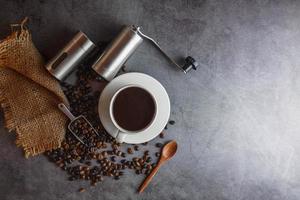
[96,142,102,148]
[142,142,148,146]
[91,181,97,186]
[59,163,65,168]
[134,145,139,151]
[78,188,86,193]
[135,161,141,167]
[97,154,103,160]
[120,159,126,164]
[121,66,126,72]
[92,153,97,159]
[121,153,126,158]
[144,150,149,156]
[102,151,108,157]
[117,151,122,156]
[85,161,91,166]
[110,156,116,162]
[155,143,163,148]
[90,147,97,153]
[116,164,121,170]
[112,144,119,150]
[138,158,144,164]
[169,120,175,125]
[142,155,147,161]
[159,132,164,138]
[155,152,161,157]
[146,157,152,163]
[127,148,133,154]
[68,176,76,181]
[146,164,152,170]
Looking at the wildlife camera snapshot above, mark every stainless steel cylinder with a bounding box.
[92,25,143,81]
[46,31,96,81]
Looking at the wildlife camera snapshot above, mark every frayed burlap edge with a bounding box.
[0,19,29,133]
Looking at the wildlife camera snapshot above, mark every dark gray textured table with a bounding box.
[1,0,300,199]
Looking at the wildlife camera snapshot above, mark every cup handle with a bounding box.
[116,131,127,143]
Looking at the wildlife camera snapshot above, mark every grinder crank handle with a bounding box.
[136,27,199,73]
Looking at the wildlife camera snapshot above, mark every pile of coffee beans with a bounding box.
[45,43,175,192]
[69,116,101,145]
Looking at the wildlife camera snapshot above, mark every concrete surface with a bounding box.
[1,0,300,199]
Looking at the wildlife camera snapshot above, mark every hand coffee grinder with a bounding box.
[91,25,198,81]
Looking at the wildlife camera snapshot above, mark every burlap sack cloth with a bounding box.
[0,19,68,157]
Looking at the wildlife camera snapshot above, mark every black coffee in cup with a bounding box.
[112,87,156,132]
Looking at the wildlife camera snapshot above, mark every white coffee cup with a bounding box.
[109,84,157,143]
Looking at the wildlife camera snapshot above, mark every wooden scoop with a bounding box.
[138,140,178,193]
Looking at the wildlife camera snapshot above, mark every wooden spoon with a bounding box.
[138,140,178,193]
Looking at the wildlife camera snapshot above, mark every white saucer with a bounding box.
[98,72,170,144]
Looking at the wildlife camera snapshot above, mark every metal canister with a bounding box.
[92,25,143,81]
[46,31,96,81]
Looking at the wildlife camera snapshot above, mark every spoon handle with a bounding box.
[138,162,163,193]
